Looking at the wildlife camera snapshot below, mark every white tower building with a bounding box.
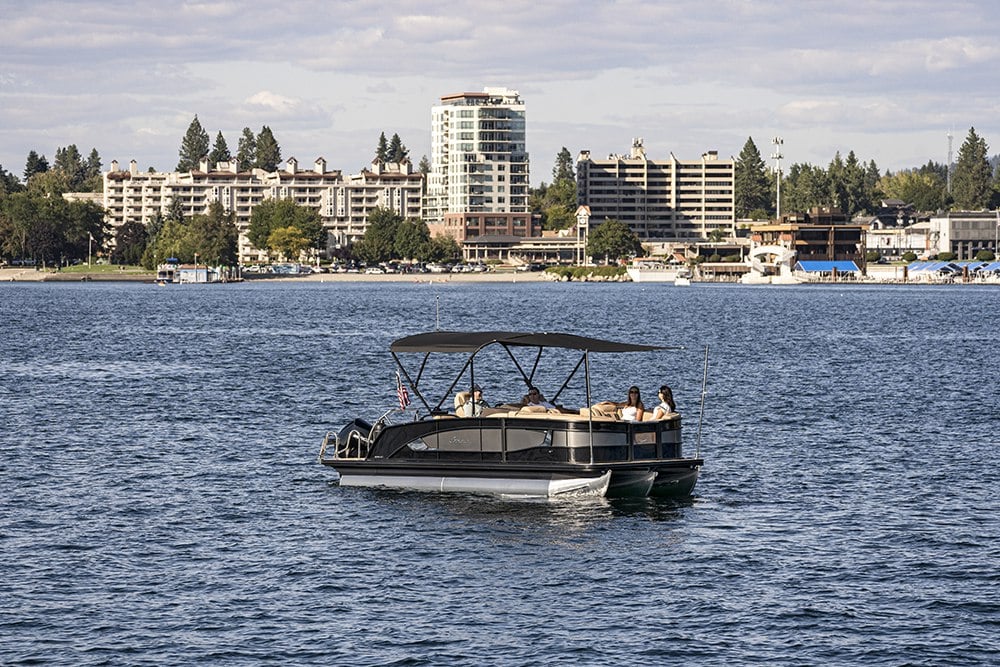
[424,87,532,240]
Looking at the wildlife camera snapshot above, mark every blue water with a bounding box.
[1,281,998,665]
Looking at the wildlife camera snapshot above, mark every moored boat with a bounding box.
[319,331,706,499]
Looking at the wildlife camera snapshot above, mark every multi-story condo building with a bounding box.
[102,156,424,262]
[576,138,735,241]
[424,87,536,240]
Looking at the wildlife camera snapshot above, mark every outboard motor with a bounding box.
[336,419,373,459]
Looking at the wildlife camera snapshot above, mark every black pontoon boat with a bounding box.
[319,331,705,498]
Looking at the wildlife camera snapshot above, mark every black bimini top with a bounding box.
[390,331,679,354]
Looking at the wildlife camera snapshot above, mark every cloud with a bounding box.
[244,91,304,116]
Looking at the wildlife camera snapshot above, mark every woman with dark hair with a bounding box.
[652,385,676,420]
[617,385,645,421]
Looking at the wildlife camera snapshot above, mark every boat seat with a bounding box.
[454,391,470,415]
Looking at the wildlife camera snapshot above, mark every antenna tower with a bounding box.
[946,130,953,194]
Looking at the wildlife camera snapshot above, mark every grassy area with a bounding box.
[52,263,151,275]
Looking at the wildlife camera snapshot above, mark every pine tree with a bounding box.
[236,128,256,172]
[552,147,574,182]
[254,126,281,171]
[388,133,408,162]
[733,137,770,217]
[85,148,102,179]
[177,115,210,171]
[24,150,49,182]
[375,132,388,163]
[209,131,232,165]
[951,127,993,210]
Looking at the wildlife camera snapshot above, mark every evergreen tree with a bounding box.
[237,127,256,172]
[552,147,574,182]
[110,221,148,265]
[83,148,103,191]
[0,164,22,196]
[24,150,49,182]
[177,115,210,171]
[388,133,408,162]
[733,137,770,217]
[254,126,281,171]
[209,131,232,165]
[951,126,993,209]
[355,207,403,263]
[375,132,388,163]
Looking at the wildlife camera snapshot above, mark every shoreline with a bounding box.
[2,266,995,286]
[0,267,555,283]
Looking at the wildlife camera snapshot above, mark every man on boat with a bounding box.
[523,386,555,409]
[461,385,489,417]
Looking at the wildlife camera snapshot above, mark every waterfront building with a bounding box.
[928,210,1000,259]
[424,87,535,242]
[102,157,423,262]
[575,138,735,241]
[749,208,868,264]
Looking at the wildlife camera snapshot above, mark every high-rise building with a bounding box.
[424,87,535,241]
[102,156,423,262]
[576,138,735,241]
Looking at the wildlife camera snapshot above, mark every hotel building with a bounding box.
[576,138,735,241]
[424,87,537,241]
[102,156,424,262]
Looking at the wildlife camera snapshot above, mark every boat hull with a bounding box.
[336,467,611,498]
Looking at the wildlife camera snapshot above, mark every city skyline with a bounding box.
[3,1,1000,187]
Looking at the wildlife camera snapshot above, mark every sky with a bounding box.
[3,0,1000,187]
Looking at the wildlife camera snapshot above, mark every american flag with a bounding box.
[395,371,411,409]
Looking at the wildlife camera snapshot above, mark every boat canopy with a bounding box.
[390,331,678,354]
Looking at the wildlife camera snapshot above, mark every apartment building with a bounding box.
[576,138,735,241]
[102,157,424,261]
[424,87,535,240]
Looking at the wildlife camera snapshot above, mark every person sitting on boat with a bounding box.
[615,386,645,421]
[461,384,490,417]
[522,386,555,409]
[651,384,677,420]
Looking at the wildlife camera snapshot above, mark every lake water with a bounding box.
[1,281,998,665]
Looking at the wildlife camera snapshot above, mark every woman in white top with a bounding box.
[651,384,676,420]
[617,386,645,421]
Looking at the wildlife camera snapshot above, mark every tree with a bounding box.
[54,144,86,190]
[552,147,574,182]
[951,127,993,209]
[209,131,232,165]
[782,163,829,215]
[254,126,281,171]
[355,207,403,263]
[0,164,22,196]
[247,198,324,255]
[24,150,49,183]
[177,115,210,171]
[189,222,233,263]
[586,218,641,264]
[394,219,430,260]
[878,170,947,212]
[268,226,311,261]
[375,132,388,163]
[388,133,408,163]
[421,235,461,262]
[734,137,770,217]
[0,191,104,266]
[237,127,256,171]
[83,148,103,192]
[111,221,148,265]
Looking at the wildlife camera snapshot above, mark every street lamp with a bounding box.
[771,137,784,220]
